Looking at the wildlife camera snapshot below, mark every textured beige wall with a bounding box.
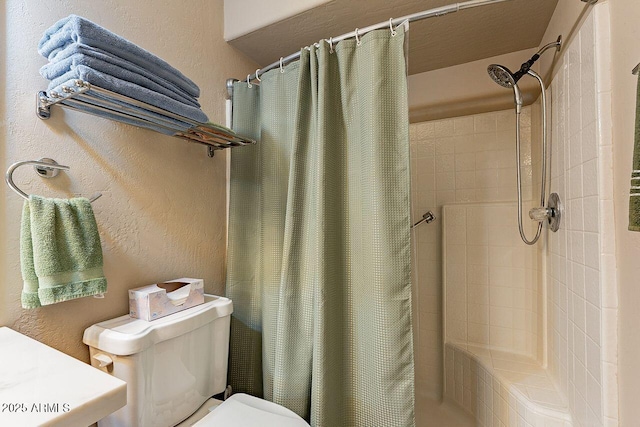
[0,0,257,361]
[610,0,640,424]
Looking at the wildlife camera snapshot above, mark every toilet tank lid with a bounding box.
[83,294,233,356]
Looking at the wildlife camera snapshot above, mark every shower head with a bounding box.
[487,59,533,88]
[488,64,523,112]
[487,64,517,88]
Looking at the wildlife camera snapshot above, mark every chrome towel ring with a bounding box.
[5,158,101,202]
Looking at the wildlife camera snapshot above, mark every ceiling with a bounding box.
[227,0,559,75]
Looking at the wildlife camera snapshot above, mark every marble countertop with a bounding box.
[0,327,126,427]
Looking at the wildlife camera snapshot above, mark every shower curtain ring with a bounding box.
[355,28,361,46]
[255,69,261,82]
[389,18,397,36]
[246,74,252,88]
[280,57,285,73]
[329,37,334,53]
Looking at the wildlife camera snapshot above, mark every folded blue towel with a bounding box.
[49,66,209,123]
[41,43,200,102]
[41,53,201,108]
[39,15,200,98]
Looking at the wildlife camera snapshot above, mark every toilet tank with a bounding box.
[83,294,233,427]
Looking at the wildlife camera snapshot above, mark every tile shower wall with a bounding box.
[541,3,617,427]
[443,203,540,358]
[410,108,532,401]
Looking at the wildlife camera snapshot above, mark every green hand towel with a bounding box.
[20,195,107,308]
[629,74,640,231]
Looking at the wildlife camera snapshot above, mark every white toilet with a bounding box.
[83,294,310,427]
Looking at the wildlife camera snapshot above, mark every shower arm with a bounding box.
[512,37,562,84]
[536,37,563,57]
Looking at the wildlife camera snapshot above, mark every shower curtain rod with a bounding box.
[227,0,513,95]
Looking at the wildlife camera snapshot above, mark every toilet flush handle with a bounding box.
[92,353,113,369]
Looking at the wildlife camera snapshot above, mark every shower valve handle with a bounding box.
[528,193,562,232]
[528,206,553,222]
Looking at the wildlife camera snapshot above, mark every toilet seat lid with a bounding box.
[194,393,310,427]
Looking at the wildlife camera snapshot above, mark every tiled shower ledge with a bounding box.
[445,342,572,427]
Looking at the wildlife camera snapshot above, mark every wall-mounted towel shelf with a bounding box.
[36,80,256,157]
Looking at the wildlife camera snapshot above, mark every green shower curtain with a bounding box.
[226,24,414,427]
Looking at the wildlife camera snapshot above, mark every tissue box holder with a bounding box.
[128,278,204,321]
